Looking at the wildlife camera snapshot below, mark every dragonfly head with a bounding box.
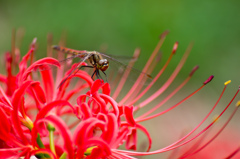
[98,59,109,71]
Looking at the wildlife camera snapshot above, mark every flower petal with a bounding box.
[126,128,137,150]
[35,100,75,120]
[29,149,57,159]
[124,105,136,126]
[79,103,93,119]
[22,57,60,81]
[101,113,119,147]
[73,118,105,146]
[11,80,33,144]
[31,82,46,104]
[0,107,11,141]
[102,83,110,95]
[40,69,54,103]
[41,115,74,159]
[99,94,119,118]
[90,79,103,95]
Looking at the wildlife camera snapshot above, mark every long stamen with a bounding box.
[160,84,240,153]
[47,33,53,57]
[114,83,240,157]
[137,43,193,107]
[112,48,140,100]
[126,51,162,102]
[181,103,240,158]
[119,31,169,105]
[11,29,16,74]
[136,75,213,122]
[126,42,178,106]
[136,65,199,119]
[225,146,240,159]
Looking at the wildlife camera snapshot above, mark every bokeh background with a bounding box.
[0,0,240,158]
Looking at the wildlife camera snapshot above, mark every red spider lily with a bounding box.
[0,31,239,159]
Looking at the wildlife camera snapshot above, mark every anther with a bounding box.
[224,80,231,85]
[189,65,199,77]
[203,75,214,85]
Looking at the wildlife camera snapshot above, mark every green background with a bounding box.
[1,0,240,90]
[0,1,240,158]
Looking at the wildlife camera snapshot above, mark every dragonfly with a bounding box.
[52,45,152,87]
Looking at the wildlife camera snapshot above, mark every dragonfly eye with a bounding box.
[99,59,109,71]
[99,59,107,65]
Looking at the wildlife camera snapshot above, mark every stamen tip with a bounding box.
[224,80,231,85]
[203,75,214,85]
[189,65,199,77]
[32,37,37,44]
[212,115,220,123]
[172,41,179,54]
[159,30,169,39]
[236,101,240,107]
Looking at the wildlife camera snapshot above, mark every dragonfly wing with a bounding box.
[100,53,152,79]
[58,53,93,88]
[102,53,138,63]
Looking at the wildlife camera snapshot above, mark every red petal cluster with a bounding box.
[0,32,239,159]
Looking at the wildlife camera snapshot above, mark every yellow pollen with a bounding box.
[236,101,240,107]
[224,80,231,85]
[212,115,220,123]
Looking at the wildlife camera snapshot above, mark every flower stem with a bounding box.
[59,152,67,159]
[47,124,56,156]
[37,133,45,149]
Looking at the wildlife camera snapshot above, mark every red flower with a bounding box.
[0,31,239,159]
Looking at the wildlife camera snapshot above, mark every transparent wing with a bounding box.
[98,52,152,86]
[57,53,93,88]
[103,53,138,63]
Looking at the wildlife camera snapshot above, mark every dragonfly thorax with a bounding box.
[89,53,109,71]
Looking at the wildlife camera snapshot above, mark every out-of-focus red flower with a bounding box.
[0,31,239,159]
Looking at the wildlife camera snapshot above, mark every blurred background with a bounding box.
[0,0,240,158]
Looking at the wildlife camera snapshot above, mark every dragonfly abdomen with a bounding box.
[52,45,86,58]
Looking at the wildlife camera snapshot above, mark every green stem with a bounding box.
[37,133,45,148]
[47,124,56,156]
[59,152,67,159]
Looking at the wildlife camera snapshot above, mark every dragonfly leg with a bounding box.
[95,69,104,84]
[91,69,97,80]
[58,65,94,88]
[95,69,101,79]
[102,71,108,83]
[80,65,94,69]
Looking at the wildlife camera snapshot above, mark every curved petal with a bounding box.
[136,124,152,152]
[73,118,105,146]
[90,79,103,95]
[29,149,57,159]
[99,94,119,118]
[85,137,111,157]
[123,106,136,126]
[0,74,6,83]
[31,82,46,104]
[11,80,32,144]
[58,70,93,94]
[22,57,60,81]
[0,107,11,141]
[79,103,92,119]
[101,83,110,96]
[40,115,74,159]
[126,128,137,150]
[36,100,75,120]
[101,113,119,147]
[40,69,54,103]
